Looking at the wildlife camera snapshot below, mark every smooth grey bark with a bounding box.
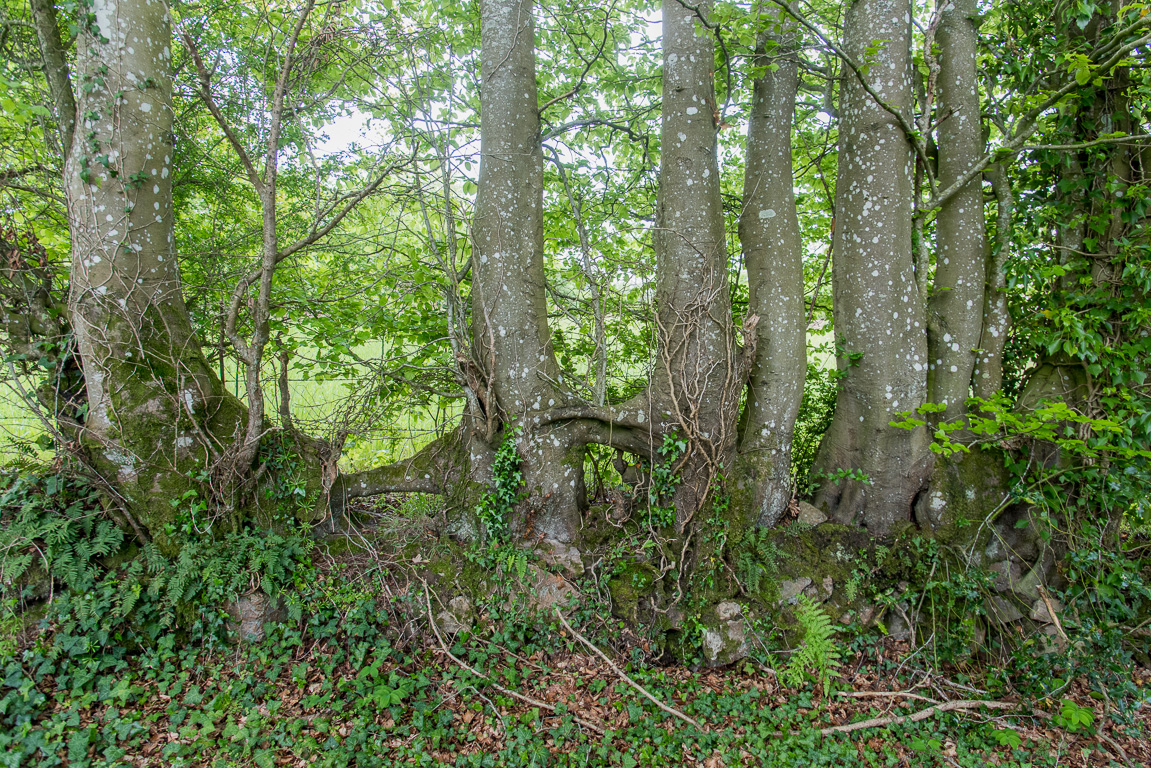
[972,162,1013,399]
[337,427,468,498]
[926,0,985,421]
[64,0,244,546]
[29,0,76,161]
[471,0,584,542]
[914,0,1002,537]
[812,0,931,534]
[342,0,657,543]
[650,0,741,528]
[736,10,805,529]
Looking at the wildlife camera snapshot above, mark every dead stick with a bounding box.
[422,585,605,735]
[821,699,1017,735]
[553,607,700,728]
[1097,730,1130,764]
[837,691,938,704]
[1037,585,1070,643]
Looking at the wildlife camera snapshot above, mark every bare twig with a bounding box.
[423,586,605,735]
[1037,585,1069,644]
[837,690,938,704]
[553,607,700,728]
[1022,133,1151,151]
[805,218,833,328]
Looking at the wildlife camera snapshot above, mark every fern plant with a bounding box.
[781,595,842,696]
[737,529,784,593]
[0,469,123,603]
[504,548,528,580]
[44,525,314,640]
[140,529,312,629]
[464,541,532,583]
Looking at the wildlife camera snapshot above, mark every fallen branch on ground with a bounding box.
[836,690,938,704]
[1037,585,1070,643]
[821,699,1017,735]
[553,607,700,728]
[422,584,605,735]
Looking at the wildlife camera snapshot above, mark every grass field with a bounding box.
[0,333,836,471]
[0,361,445,471]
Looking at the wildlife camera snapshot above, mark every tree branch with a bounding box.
[919,20,1151,216]
[540,118,644,143]
[264,0,317,187]
[29,0,76,161]
[540,2,614,115]
[1022,132,1151,152]
[276,162,402,261]
[334,430,462,498]
[180,30,266,196]
[425,586,605,735]
[545,147,607,406]
[821,699,1017,735]
[554,608,700,728]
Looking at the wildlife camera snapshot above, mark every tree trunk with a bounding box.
[471,0,584,543]
[64,0,245,548]
[650,0,741,530]
[915,0,1013,536]
[812,0,931,534]
[736,10,805,529]
[972,162,1012,399]
[927,0,985,421]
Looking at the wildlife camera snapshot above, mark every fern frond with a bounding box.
[783,596,842,696]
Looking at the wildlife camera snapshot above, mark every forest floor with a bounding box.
[3,511,1150,768]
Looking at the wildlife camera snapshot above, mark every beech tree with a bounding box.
[808,0,930,533]
[735,7,804,531]
[2,0,1149,655]
[54,0,246,545]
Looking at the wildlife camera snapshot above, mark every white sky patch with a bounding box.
[317,107,380,157]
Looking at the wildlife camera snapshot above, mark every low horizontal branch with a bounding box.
[530,401,664,458]
[532,403,649,432]
[334,430,459,498]
[338,461,441,497]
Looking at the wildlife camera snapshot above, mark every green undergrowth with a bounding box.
[4,547,1148,768]
[3,470,1151,766]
